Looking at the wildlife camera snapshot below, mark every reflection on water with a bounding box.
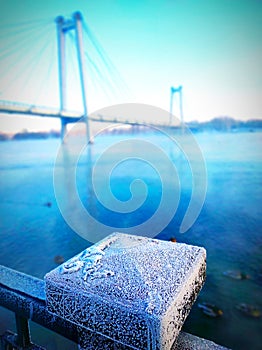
[0,131,261,350]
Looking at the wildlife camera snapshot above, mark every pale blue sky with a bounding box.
[0,0,261,132]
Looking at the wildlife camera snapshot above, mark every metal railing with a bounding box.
[0,265,79,349]
[0,265,229,350]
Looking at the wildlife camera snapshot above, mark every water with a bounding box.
[0,131,261,349]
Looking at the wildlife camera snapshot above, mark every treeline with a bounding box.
[0,130,60,141]
[0,117,261,141]
[187,117,262,132]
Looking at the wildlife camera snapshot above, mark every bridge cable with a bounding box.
[27,25,56,104]
[68,31,116,107]
[83,22,129,97]
[0,25,50,97]
[0,23,55,104]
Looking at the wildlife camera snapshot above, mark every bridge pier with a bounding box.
[60,118,67,142]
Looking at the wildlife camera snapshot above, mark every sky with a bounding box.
[0,0,261,133]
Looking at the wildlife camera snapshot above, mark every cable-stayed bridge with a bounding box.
[0,11,183,141]
[0,99,173,127]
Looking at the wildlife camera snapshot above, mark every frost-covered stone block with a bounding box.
[45,233,206,350]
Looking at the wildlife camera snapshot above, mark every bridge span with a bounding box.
[0,11,183,141]
[0,100,176,130]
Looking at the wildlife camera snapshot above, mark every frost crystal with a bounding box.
[45,233,206,350]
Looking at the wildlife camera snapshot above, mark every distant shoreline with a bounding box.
[0,130,60,141]
[0,117,262,141]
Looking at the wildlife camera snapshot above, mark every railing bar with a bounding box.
[15,314,31,347]
[0,284,79,344]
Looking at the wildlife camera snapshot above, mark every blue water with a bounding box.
[0,131,261,349]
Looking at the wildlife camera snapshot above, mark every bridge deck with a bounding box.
[0,101,176,128]
[0,101,83,122]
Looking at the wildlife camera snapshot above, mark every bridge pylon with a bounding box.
[55,12,90,143]
[169,85,184,133]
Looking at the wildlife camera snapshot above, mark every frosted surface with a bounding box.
[45,233,206,350]
[0,265,45,300]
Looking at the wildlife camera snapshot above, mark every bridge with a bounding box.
[0,99,176,128]
[0,11,184,141]
[0,12,228,350]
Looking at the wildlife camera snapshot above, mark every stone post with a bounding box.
[45,233,206,350]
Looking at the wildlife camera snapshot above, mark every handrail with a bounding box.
[0,265,79,347]
[0,265,230,349]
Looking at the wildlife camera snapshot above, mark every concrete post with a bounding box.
[0,261,230,349]
[45,233,206,350]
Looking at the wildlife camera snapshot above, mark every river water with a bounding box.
[0,130,261,349]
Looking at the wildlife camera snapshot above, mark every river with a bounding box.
[0,130,261,349]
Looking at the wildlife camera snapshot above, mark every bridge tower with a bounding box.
[55,12,90,142]
[169,85,184,133]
